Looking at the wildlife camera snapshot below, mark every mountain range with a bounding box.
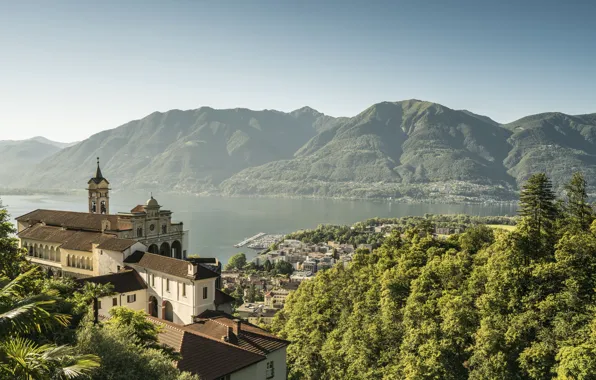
[5,100,596,202]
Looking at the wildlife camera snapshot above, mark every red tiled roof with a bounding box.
[76,270,147,293]
[147,316,265,380]
[16,209,124,232]
[189,311,289,356]
[18,224,123,252]
[124,251,219,280]
[96,238,138,251]
[130,205,145,213]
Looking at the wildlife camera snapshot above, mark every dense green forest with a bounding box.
[272,172,596,379]
[285,214,517,247]
[0,200,199,380]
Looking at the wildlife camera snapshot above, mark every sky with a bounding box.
[1,0,595,142]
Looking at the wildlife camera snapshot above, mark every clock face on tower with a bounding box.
[150,224,155,231]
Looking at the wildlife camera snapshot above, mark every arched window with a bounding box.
[137,227,143,237]
[66,255,70,267]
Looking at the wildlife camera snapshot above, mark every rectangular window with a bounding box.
[151,274,155,286]
[98,300,102,309]
[203,286,208,299]
[127,294,136,303]
[112,297,118,307]
[166,279,170,292]
[266,361,275,379]
[182,283,186,297]
[162,225,167,234]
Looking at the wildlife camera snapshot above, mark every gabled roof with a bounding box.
[148,316,265,380]
[96,238,138,251]
[76,270,147,293]
[16,209,123,232]
[214,289,235,306]
[124,251,220,280]
[130,205,145,213]
[189,310,289,356]
[18,224,137,253]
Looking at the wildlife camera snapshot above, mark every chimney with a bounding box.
[225,325,238,344]
[233,319,241,336]
[188,263,198,276]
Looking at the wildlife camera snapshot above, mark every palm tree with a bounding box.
[0,268,100,379]
[0,337,100,379]
[0,268,69,339]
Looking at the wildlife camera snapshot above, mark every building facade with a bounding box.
[16,160,188,277]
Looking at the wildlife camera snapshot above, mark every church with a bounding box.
[16,158,188,277]
[15,160,289,380]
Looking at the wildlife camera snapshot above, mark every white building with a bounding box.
[123,251,220,324]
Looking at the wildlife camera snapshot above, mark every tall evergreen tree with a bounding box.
[564,172,594,231]
[518,173,558,256]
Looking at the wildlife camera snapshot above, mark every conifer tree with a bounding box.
[518,173,558,255]
[564,172,594,231]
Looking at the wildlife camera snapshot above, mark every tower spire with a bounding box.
[95,157,103,180]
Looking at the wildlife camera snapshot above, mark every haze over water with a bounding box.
[2,192,517,264]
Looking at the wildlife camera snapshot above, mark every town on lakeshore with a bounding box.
[13,160,289,380]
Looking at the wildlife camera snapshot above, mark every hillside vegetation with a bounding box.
[8,100,596,201]
[271,172,596,379]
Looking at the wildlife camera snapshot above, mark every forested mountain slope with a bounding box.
[14,107,334,192]
[272,173,596,379]
[8,101,596,201]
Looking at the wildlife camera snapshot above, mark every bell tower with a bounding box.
[87,157,110,214]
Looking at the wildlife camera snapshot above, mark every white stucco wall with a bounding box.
[129,265,216,325]
[229,347,287,380]
[97,289,147,318]
[96,242,146,275]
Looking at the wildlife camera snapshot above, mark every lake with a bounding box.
[1,191,517,264]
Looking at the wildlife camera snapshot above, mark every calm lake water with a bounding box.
[1,191,517,264]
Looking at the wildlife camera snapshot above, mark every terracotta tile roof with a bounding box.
[59,232,114,251]
[130,205,146,213]
[189,311,289,356]
[16,209,123,232]
[124,251,219,280]
[18,224,78,243]
[147,316,265,380]
[18,224,123,252]
[76,270,147,293]
[214,289,235,306]
[96,238,138,251]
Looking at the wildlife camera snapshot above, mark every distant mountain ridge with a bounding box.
[7,100,596,202]
[0,137,76,185]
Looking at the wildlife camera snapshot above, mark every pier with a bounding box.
[234,232,267,248]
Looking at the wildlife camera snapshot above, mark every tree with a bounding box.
[0,268,70,339]
[564,172,594,232]
[76,321,199,380]
[518,173,558,255]
[0,269,100,379]
[72,282,114,324]
[225,253,247,270]
[275,261,294,275]
[246,284,257,303]
[0,336,100,380]
[0,201,32,279]
[263,259,273,272]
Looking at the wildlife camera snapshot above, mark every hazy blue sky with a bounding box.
[1,0,595,142]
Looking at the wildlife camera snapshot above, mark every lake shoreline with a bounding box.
[1,187,519,207]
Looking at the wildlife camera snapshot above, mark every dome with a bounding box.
[146,196,159,207]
